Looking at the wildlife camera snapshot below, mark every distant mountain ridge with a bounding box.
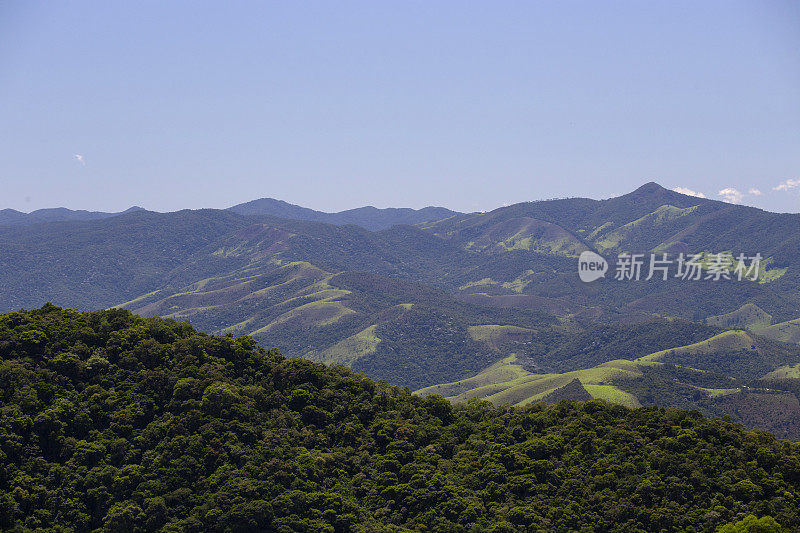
[3,182,799,328]
[227,197,459,230]
[0,205,146,226]
[1,198,459,231]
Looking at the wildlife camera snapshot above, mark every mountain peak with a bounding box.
[617,181,707,207]
[632,182,668,194]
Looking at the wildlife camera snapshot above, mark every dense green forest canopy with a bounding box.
[0,306,797,532]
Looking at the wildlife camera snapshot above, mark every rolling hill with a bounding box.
[2,182,800,437]
[417,328,800,440]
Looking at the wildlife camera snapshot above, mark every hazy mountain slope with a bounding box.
[229,197,458,230]
[0,209,251,311]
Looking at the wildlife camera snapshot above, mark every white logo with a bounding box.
[578,251,608,282]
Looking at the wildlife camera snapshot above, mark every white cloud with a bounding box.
[773,179,800,192]
[718,188,744,204]
[672,187,707,198]
[74,154,85,166]
[748,188,762,196]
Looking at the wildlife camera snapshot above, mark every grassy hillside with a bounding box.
[467,325,534,351]
[639,330,800,379]
[2,306,800,532]
[707,303,773,330]
[417,356,643,408]
[539,319,721,372]
[122,250,559,390]
[420,329,800,440]
[755,318,800,344]
[764,364,800,380]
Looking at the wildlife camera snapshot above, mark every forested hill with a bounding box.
[228,198,458,231]
[0,306,797,532]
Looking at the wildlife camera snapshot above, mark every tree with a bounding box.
[718,515,781,533]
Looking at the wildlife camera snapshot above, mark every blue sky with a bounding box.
[1,1,798,213]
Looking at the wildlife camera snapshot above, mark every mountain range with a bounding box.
[3,182,800,438]
[1,199,458,231]
[228,198,458,230]
[0,205,147,226]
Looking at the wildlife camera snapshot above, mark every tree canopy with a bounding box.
[0,305,798,532]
